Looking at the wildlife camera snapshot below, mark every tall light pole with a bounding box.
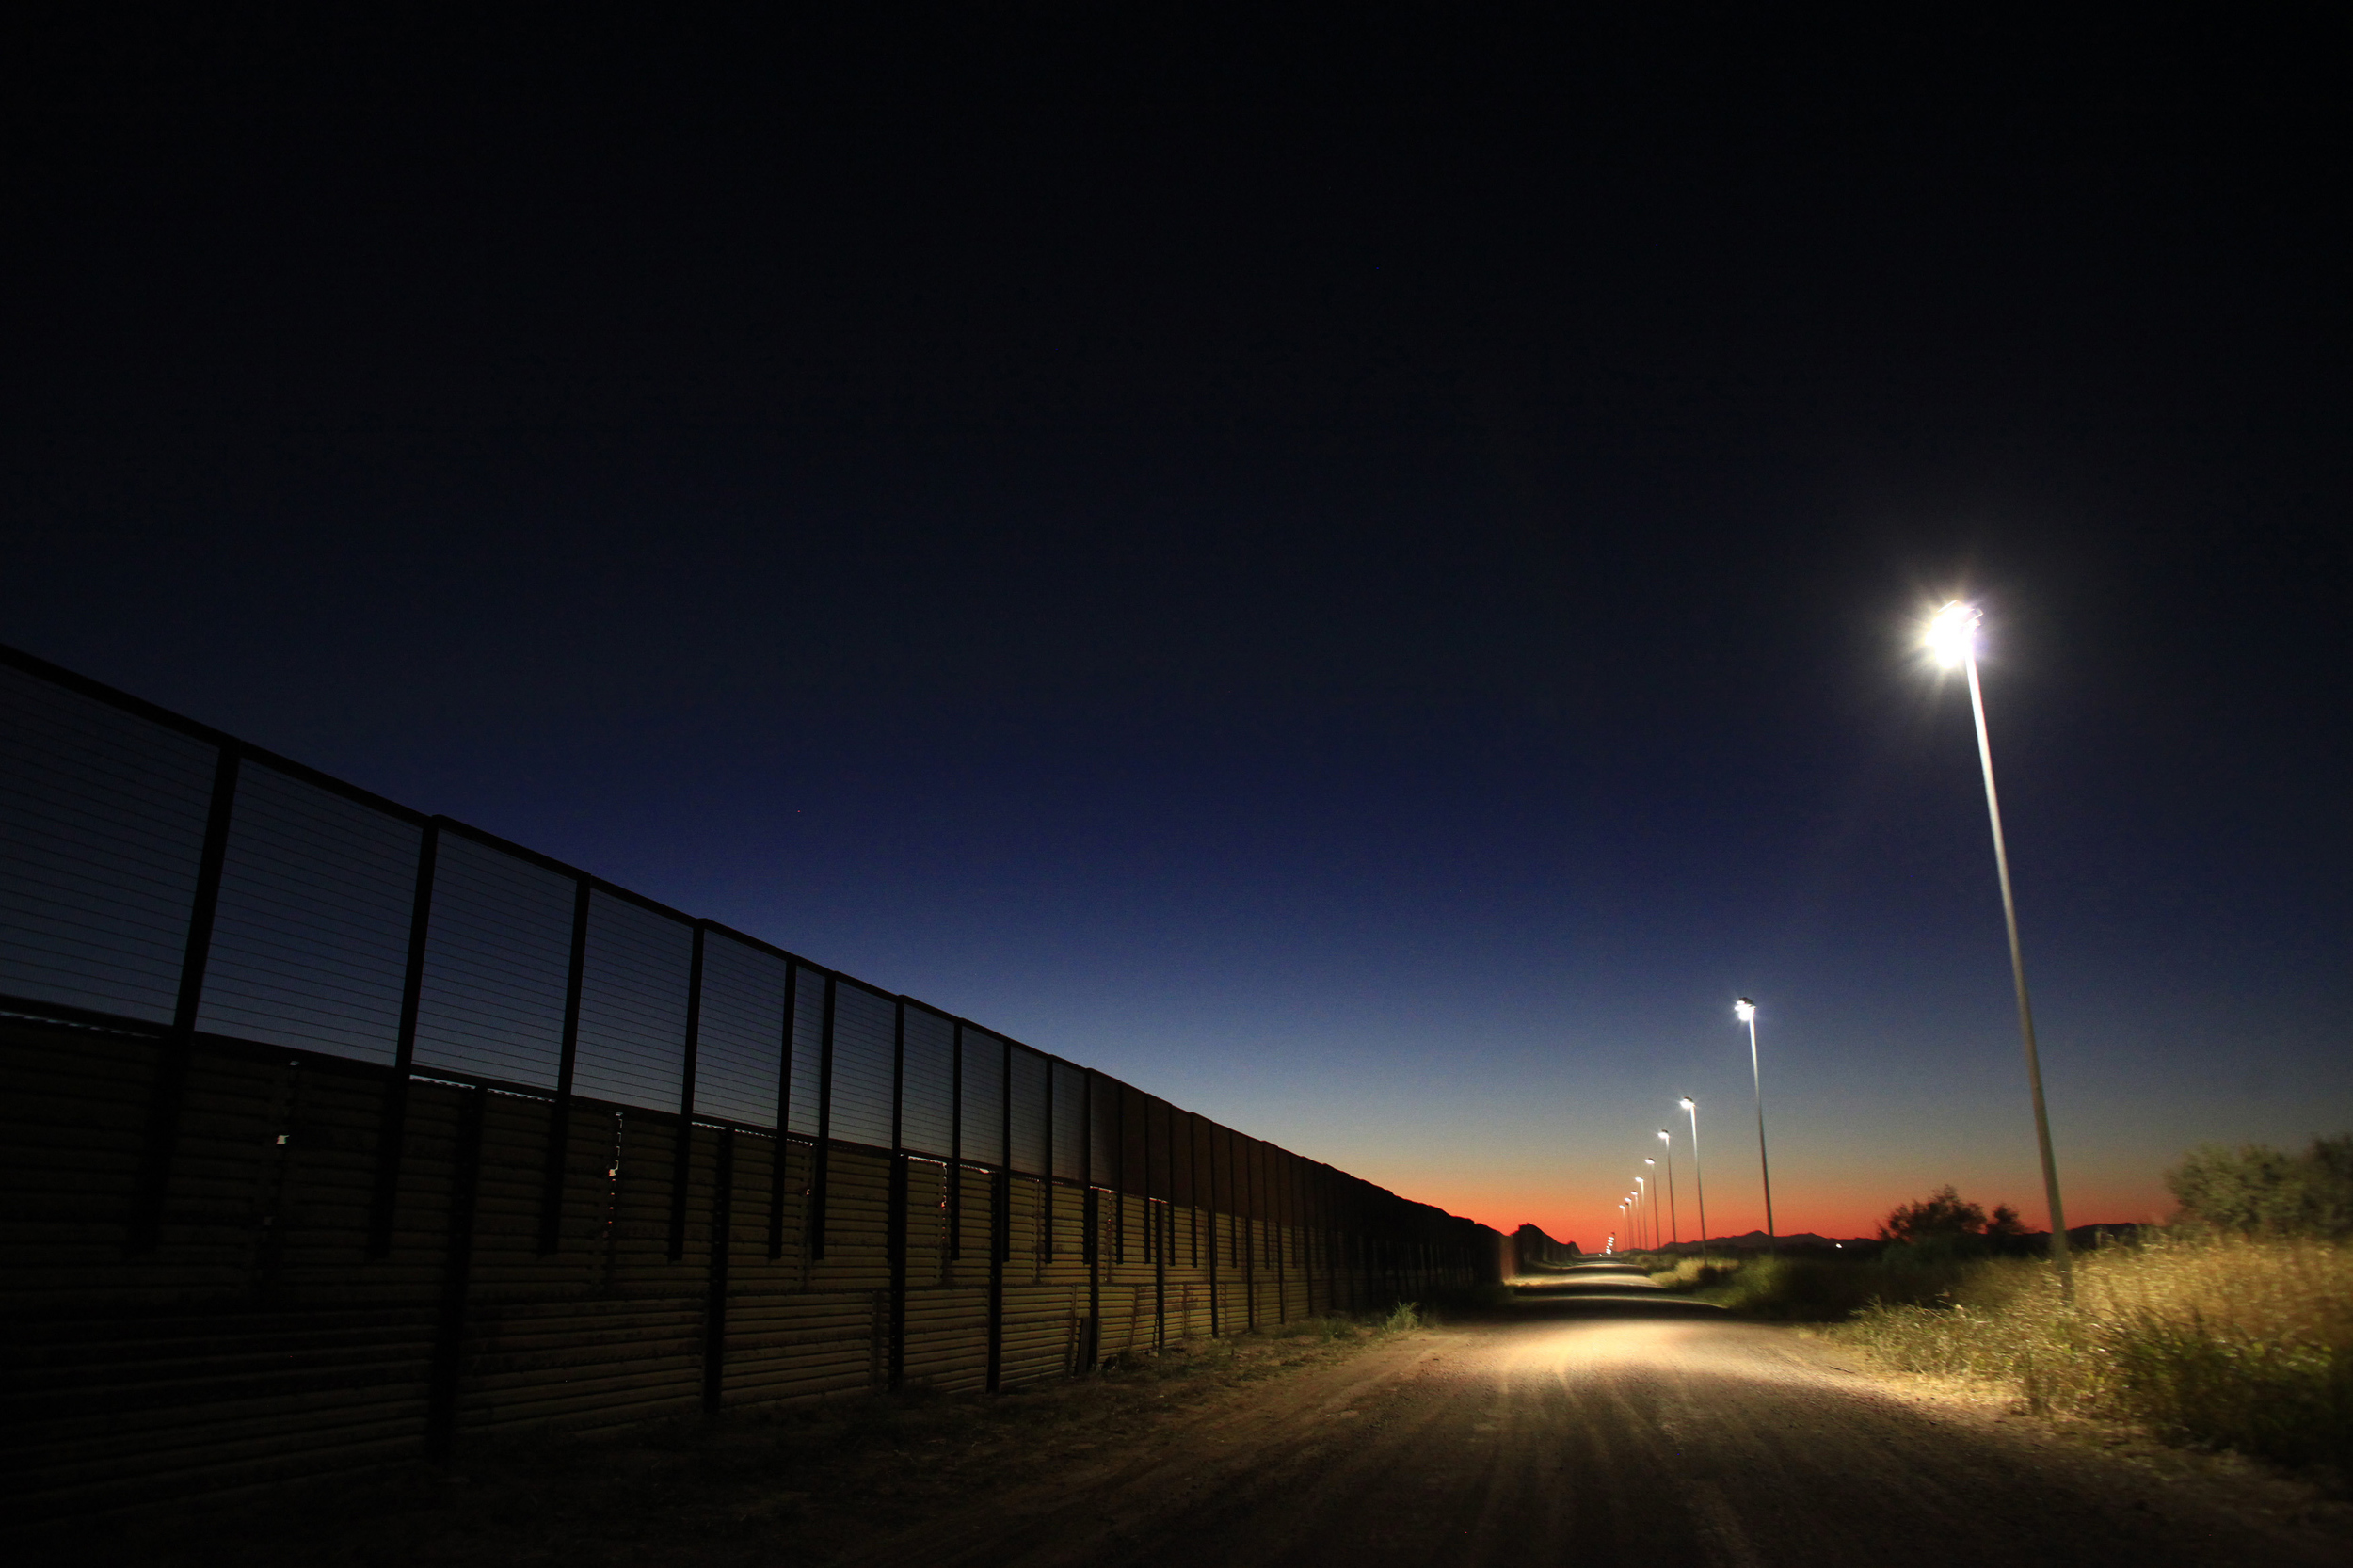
[1634,1176,1649,1250]
[1929,601,2072,1292]
[1643,1158,1662,1251]
[1680,1096,1709,1267]
[1735,998,1777,1256]
[1657,1128,1679,1248]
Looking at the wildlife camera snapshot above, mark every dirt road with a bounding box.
[840,1264,2343,1568]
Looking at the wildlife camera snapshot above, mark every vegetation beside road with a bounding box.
[1645,1137,2353,1475]
[1849,1229,2352,1471]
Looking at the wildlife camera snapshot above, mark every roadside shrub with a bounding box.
[2167,1136,2353,1238]
[1845,1230,2353,1470]
[1649,1255,1743,1291]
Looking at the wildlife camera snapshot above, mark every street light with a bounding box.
[1657,1128,1679,1248]
[1643,1157,1661,1252]
[1928,601,2072,1292]
[1735,997,1777,1256]
[1680,1096,1709,1267]
[1634,1176,1648,1251]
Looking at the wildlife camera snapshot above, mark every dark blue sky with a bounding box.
[4,9,2346,1242]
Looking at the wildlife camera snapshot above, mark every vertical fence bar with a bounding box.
[767,962,798,1259]
[128,741,242,1254]
[538,878,590,1255]
[947,1021,964,1260]
[1148,1105,1164,1349]
[1078,1184,1097,1375]
[369,821,440,1258]
[1082,1074,1099,1368]
[986,1167,1008,1392]
[426,1085,487,1464]
[1206,1118,1221,1337]
[809,973,836,1261]
[1244,1139,1258,1331]
[668,924,706,1262]
[887,1000,907,1391]
[702,1127,734,1412]
[1039,1049,1053,1260]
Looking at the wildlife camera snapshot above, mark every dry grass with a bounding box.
[1843,1232,2353,1472]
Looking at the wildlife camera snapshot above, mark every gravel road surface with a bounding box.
[841,1263,2345,1568]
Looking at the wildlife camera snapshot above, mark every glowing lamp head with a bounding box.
[1928,601,1981,668]
[1643,1157,1656,1167]
[1678,1096,1696,1112]
[1657,1128,1670,1143]
[1734,997,1756,1023]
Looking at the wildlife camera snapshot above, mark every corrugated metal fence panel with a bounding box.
[464,1092,558,1296]
[906,1156,952,1284]
[570,891,691,1112]
[465,1295,703,1438]
[604,1114,693,1298]
[0,1305,436,1522]
[690,933,788,1128]
[899,1004,954,1159]
[949,1162,996,1288]
[1008,1045,1048,1176]
[827,982,895,1149]
[1000,1280,1085,1388]
[543,1101,625,1265]
[197,763,420,1064]
[903,1287,991,1393]
[0,663,216,1023]
[957,1027,1004,1167]
[168,1045,308,1295]
[0,1018,154,1302]
[724,1290,880,1405]
[813,1146,892,1291]
[411,836,573,1088]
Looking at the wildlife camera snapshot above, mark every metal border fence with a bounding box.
[0,642,1498,1516]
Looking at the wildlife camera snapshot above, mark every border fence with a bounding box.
[0,644,1499,1519]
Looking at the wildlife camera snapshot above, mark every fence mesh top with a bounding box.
[0,646,1483,1242]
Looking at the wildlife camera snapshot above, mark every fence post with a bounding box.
[986,1168,1008,1391]
[538,879,590,1255]
[668,925,706,1262]
[808,974,836,1261]
[128,742,241,1255]
[766,963,799,1260]
[887,1000,907,1390]
[1205,1125,1221,1337]
[426,1086,487,1463]
[948,1021,964,1261]
[369,821,439,1258]
[702,1128,733,1413]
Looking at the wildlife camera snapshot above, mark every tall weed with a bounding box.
[1844,1232,2353,1470]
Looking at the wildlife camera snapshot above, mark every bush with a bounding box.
[1878,1185,2025,1249]
[1653,1250,2012,1322]
[1844,1230,2353,1470]
[2167,1136,2353,1237]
